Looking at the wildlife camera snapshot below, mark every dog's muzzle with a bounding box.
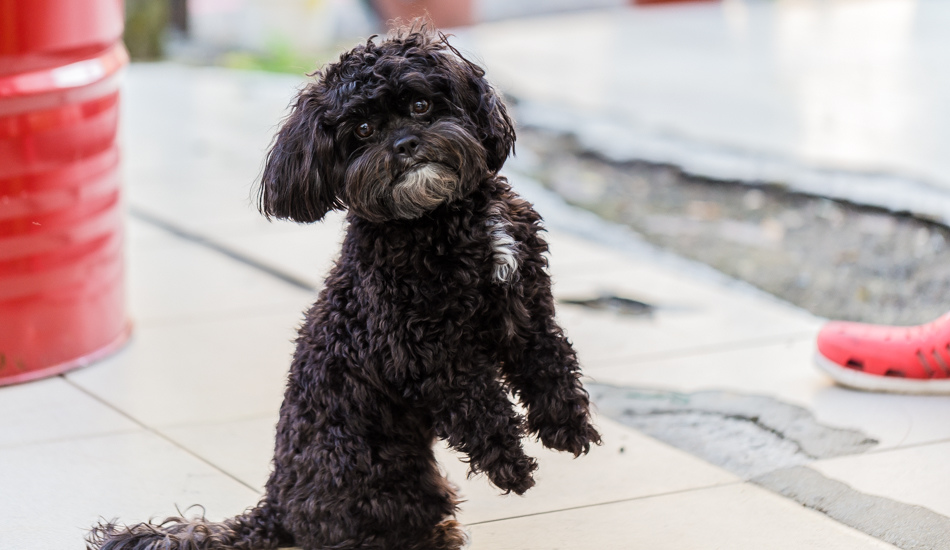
[390,163,459,220]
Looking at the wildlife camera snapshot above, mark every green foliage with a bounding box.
[221,37,332,75]
[125,0,170,60]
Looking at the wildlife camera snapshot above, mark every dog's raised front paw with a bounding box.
[536,419,602,457]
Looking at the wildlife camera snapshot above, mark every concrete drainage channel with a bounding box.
[589,384,950,550]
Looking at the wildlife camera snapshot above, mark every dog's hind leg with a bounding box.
[427,519,468,550]
[414,464,467,550]
[272,399,464,550]
[381,447,467,550]
[282,446,465,550]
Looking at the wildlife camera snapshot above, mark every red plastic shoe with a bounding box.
[815,313,950,394]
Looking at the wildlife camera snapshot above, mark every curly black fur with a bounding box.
[88,25,600,550]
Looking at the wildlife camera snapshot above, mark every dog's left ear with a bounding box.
[258,89,343,223]
[476,78,516,173]
[445,43,516,173]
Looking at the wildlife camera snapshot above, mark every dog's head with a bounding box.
[258,28,515,223]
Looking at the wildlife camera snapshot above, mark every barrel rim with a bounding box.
[0,320,132,386]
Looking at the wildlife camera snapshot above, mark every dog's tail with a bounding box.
[86,497,293,550]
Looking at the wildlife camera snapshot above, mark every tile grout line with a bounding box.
[60,375,261,494]
[465,479,743,526]
[128,205,318,292]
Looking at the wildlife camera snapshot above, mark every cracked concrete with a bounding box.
[754,466,950,550]
[589,382,950,548]
[589,383,950,548]
[589,384,878,479]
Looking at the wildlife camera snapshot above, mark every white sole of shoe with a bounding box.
[814,351,950,395]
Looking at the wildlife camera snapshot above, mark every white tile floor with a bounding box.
[440,418,737,525]
[0,430,258,549]
[0,376,138,449]
[125,226,314,326]
[4,63,946,549]
[66,310,301,428]
[466,483,895,550]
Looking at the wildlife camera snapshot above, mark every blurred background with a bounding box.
[122,0,950,326]
[126,0,634,66]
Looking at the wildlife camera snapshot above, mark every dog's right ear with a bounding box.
[259,90,343,223]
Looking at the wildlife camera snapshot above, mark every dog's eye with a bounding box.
[410,99,431,115]
[355,122,375,138]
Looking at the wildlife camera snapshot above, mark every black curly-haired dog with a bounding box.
[88,27,600,550]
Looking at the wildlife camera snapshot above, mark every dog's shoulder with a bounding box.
[481,178,548,284]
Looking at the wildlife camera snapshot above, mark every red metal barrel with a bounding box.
[0,0,130,385]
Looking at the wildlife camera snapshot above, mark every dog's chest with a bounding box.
[348,220,513,323]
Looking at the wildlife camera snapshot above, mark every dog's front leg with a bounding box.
[501,236,602,457]
[425,357,538,495]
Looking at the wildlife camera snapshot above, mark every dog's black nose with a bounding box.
[393,135,420,159]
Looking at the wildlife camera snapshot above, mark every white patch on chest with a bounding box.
[487,218,519,284]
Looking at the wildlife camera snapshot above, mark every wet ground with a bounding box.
[514,126,950,326]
